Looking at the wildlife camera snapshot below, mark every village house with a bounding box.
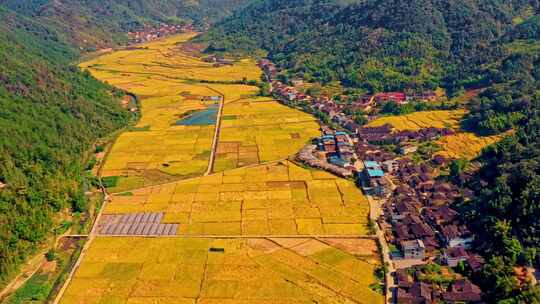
[363,160,385,179]
[396,267,481,304]
[389,200,421,222]
[400,144,418,155]
[466,254,485,273]
[357,124,395,144]
[296,145,353,178]
[375,92,407,104]
[444,246,469,267]
[440,224,473,248]
[329,155,351,167]
[406,91,439,103]
[319,134,337,153]
[351,95,375,111]
[442,279,482,303]
[258,59,277,79]
[401,239,426,259]
[396,281,435,304]
[423,206,459,229]
[382,159,399,174]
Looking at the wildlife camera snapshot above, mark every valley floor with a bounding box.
[54,34,384,304]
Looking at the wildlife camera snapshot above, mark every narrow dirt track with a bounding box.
[203,85,225,176]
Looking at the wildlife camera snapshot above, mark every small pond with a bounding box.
[175,105,218,126]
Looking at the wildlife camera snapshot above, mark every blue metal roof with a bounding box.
[364,160,381,168]
[329,156,348,165]
[367,169,385,177]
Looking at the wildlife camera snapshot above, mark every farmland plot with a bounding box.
[80,34,263,191]
[63,33,380,304]
[367,110,466,130]
[436,132,507,159]
[215,98,320,171]
[103,161,370,236]
[59,237,383,304]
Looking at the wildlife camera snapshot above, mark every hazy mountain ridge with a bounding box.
[0,0,251,48]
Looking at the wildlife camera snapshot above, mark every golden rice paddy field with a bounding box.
[60,237,383,304]
[215,98,320,171]
[103,161,370,236]
[64,33,380,304]
[80,33,267,191]
[367,110,466,131]
[436,132,507,160]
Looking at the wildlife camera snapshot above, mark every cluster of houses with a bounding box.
[258,59,277,80]
[357,124,455,146]
[396,268,482,303]
[380,158,479,256]
[296,128,356,177]
[377,159,485,303]
[127,24,193,44]
[296,144,353,178]
[360,160,391,197]
[316,129,355,167]
[257,58,485,302]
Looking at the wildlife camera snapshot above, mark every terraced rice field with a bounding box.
[367,110,466,131]
[60,237,382,304]
[102,161,370,236]
[436,132,507,159]
[215,98,320,171]
[59,33,381,304]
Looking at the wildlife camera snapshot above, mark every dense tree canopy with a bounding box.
[199,0,540,93]
[0,7,132,284]
[0,0,251,48]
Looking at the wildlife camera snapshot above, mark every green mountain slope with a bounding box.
[199,0,539,93]
[0,6,132,284]
[0,0,251,48]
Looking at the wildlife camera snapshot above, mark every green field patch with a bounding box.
[102,176,120,188]
[192,150,211,161]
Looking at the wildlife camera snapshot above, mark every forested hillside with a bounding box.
[200,0,539,94]
[459,23,540,302]
[0,6,132,285]
[0,0,251,48]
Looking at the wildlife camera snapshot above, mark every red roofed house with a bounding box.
[375,92,407,104]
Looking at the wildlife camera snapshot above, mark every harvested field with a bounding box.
[367,110,466,131]
[436,132,507,159]
[103,161,371,236]
[59,237,383,304]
